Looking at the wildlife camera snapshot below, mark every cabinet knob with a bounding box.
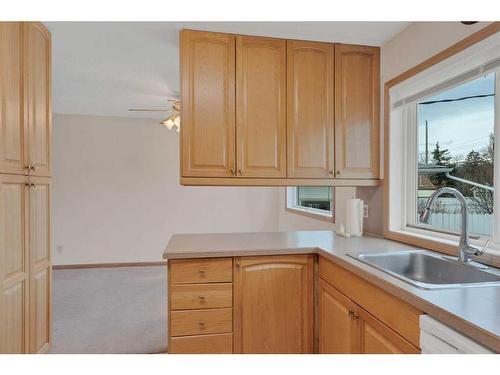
[198,295,206,302]
[198,269,206,274]
[354,312,360,320]
[198,321,206,328]
[329,170,334,175]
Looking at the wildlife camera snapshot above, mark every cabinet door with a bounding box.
[0,174,29,353]
[358,307,420,354]
[24,22,51,177]
[287,40,334,178]
[236,36,286,178]
[334,44,379,179]
[180,30,235,177]
[233,255,313,353]
[318,279,357,354]
[0,22,27,175]
[28,177,51,353]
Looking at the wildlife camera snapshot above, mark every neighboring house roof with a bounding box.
[417,163,454,174]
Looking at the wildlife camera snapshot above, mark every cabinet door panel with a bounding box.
[236,36,286,177]
[318,279,356,354]
[359,307,420,354]
[287,40,334,178]
[335,44,379,179]
[0,22,27,175]
[28,177,51,353]
[181,30,235,177]
[0,174,29,353]
[234,255,313,353]
[24,23,51,177]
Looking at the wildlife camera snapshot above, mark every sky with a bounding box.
[417,72,495,162]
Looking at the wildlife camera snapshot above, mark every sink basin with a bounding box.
[347,250,500,289]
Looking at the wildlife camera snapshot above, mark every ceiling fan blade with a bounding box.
[128,109,172,112]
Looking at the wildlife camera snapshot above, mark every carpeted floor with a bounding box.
[49,266,167,354]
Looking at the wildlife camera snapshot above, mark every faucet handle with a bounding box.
[475,239,491,256]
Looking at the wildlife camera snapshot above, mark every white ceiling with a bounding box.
[46,22,411,119]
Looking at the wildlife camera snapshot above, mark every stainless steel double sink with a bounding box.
[347,250,500,289]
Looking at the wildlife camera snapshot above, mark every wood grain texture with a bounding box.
[170,333,233,354]
[318,278,357,353]
[180,177,380,187]
[170,308,232,336]
[24,23,51,178]
[233,254,314,353]
[358,306,420,354]
[334,44,380,179]
[286,40,334,179]
[0,22,27,175]
[169,258,233,284]
[180,29,236,177]
[170,283,232,310]
[28,176,51,353]
[0,174,29,353]
[236,35,286,177]
[319,257,422,348]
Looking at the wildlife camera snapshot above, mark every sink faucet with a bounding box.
[420,187,483,263]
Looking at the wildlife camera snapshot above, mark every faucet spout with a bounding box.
[419,187,477,262]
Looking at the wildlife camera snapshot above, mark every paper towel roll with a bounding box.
[346,199,364,236]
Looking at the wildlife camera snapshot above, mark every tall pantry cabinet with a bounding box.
[0,22,52,354]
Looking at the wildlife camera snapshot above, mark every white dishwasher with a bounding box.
[420,315,494,354]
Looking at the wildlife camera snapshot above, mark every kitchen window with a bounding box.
[286,187,334,221]
[386,31,500,258]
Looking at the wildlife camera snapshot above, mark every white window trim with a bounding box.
[285,187,334,222]
[387,32,500,261]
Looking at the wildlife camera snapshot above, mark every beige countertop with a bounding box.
[163,230,500,352]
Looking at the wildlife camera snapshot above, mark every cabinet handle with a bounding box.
[198,321,206,328]
[336,170,341,176]
[198,295,206,302]
[354,312,360,320]
[26,164,36,172]
[30,183,36,188]
[329,170,334,175]
[198,269,206,274]
[235,261,240,268]
[230,168,235,176]
[238,169,242,176]
[348,309,354,317]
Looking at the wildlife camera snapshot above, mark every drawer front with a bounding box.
[319,257,421,348]
[170,283,232,310]
[170,333,233,354]
[171,308,233,336]
[169,258,233,284]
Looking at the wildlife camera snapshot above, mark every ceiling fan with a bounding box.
[128,98,181,132]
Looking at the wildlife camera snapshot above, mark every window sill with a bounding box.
[285,206,334,223]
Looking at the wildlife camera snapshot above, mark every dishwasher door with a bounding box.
[420,315,494,354]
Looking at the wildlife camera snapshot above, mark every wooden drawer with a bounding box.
[319,257,422,348]
[170,283,232,310]
[171,308,232,336]
[170,333,233,354]
[169,258,233,284]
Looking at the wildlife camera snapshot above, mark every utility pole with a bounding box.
[425,120,429,165]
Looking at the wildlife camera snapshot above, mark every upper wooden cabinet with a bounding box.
[334,44,380,179]
[180,30,236,177]
[287,40,335,179]
[0,22,51,177]
[236,36,286,178]
[233,255,314,353]
[0,23,27,175]
[179,30,380,186]
[24,23,51,177]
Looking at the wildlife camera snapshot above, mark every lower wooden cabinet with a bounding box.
[318,278,419,354]
[0,174,51,353]
[167,255,420,354]
[233,255,314,353]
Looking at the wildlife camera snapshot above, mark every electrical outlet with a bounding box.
[57,245,63,254]
[363,204,369,218]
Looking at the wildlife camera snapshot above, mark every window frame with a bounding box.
[384,26,500,266]
[285,187,335,222]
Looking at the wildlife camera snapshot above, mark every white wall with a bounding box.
[361,21,495,236]
[52,114,280,265]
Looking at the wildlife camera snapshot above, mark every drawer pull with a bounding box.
[198,295,206,303]
[198,269,206,274]
[198,321,206,329]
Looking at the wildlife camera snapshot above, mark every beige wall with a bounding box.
[52,114,280,265]
[361,21,495,236]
